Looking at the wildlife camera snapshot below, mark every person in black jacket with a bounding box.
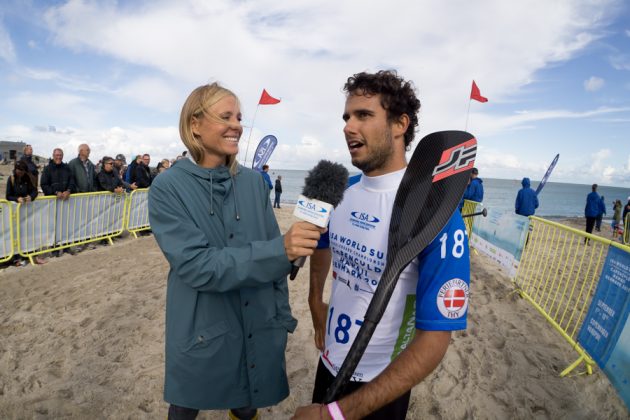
[135,154,152,188]
[97,156,124,193]
[274,175,283,208]
[19,144,39,189]
[40,148,75,200]
[6,160,38,203]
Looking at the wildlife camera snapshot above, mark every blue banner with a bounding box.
[252,135,278,171]
[536,153,559,195]
[578,246,630,408]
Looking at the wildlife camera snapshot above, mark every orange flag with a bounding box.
[259,89,281,105]
[470,81,488,103]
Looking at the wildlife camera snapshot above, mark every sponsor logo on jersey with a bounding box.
[436,278,469,319]
[349,211,380,231]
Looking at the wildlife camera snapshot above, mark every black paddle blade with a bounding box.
[323,130,476,403]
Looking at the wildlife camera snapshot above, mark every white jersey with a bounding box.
[320,168,470,381]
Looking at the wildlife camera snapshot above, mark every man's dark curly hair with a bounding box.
[344,70,421,148]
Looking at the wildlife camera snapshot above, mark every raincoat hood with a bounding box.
[521,177,530,188]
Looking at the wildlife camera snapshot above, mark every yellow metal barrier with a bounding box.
[514,216,630,376]
[125,188,150,238]
[462,199,480,238]
[0,200,15,263]
[16,192,127,265]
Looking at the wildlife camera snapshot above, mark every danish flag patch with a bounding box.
[437,278,469,319]
[432,138,477,182]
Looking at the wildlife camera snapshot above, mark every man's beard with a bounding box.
[351,128,394,174]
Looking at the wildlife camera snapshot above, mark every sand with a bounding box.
[0,207,627,419]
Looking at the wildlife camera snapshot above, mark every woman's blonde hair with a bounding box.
[179,82,240,174]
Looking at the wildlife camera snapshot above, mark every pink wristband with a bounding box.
[326,401,346,420]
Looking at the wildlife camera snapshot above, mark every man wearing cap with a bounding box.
[114,154,137,190]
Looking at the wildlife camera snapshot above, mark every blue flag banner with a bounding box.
[252,135,278,171]
[578,246,630,408]
[536,153,559,195]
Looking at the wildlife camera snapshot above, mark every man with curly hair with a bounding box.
[295,71,470,419]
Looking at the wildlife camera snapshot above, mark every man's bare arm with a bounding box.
[308,248,332,350]
[338,329,451,419]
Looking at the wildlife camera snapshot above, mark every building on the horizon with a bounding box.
[0,140,27,163]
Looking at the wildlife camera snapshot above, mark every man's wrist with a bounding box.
[326,401,345,420]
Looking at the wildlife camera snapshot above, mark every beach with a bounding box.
[0,207,627,419]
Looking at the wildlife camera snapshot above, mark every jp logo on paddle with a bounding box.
[436,278,469,319]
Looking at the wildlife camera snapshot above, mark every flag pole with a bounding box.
[242,104,260,167]
[465,99,471,131]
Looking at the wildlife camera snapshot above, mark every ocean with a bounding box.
[267,169,630,220]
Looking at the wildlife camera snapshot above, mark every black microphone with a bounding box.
[290,160,349,280]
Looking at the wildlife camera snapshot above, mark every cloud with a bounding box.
[0,20,16,63]
[584,76,605,91]
[1,0,626,185]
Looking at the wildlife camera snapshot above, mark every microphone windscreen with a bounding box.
[302,160,349,207]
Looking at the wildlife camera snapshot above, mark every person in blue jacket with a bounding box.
[260,164,273,190]
[595,195,606,232]
[584,184,601,240]
[463,167,484,203]
[148,82,324,420]
[515,177,539,217]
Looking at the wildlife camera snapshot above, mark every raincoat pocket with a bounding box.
[181,321,230,354]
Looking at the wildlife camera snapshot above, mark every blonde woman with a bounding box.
[149,83,323,420]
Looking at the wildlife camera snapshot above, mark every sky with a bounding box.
[1,0,629,187]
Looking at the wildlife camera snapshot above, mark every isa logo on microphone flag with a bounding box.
[294,195,334,228]
[252,135,278,171]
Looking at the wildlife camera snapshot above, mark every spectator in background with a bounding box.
[40,148,75,200]
[6,160,37,203]
[459,167,484,210]
[156,158,170,174]
[274,175,283,208]
[464,167,483,203]
[595,195,606,232]
[135,153,152,188]
[612,199,622,239]
[68,143,97,193]
[623,197,630,228]
[114,154,138,191]
[126,155,142,184]
[97,156,124,193]
[19,144,39,189]
[114,154,126,177]
[515,177,539,217]
[261,164,273,190]
[584,184,601,241]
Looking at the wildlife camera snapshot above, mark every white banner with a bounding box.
[17,198,56,254]
[127,189,150,230]
[0,201,14,259]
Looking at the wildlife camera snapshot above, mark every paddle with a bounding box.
[323,130,477,402]
[462,208,488,218]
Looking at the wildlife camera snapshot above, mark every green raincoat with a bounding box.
[148,158,296,410]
